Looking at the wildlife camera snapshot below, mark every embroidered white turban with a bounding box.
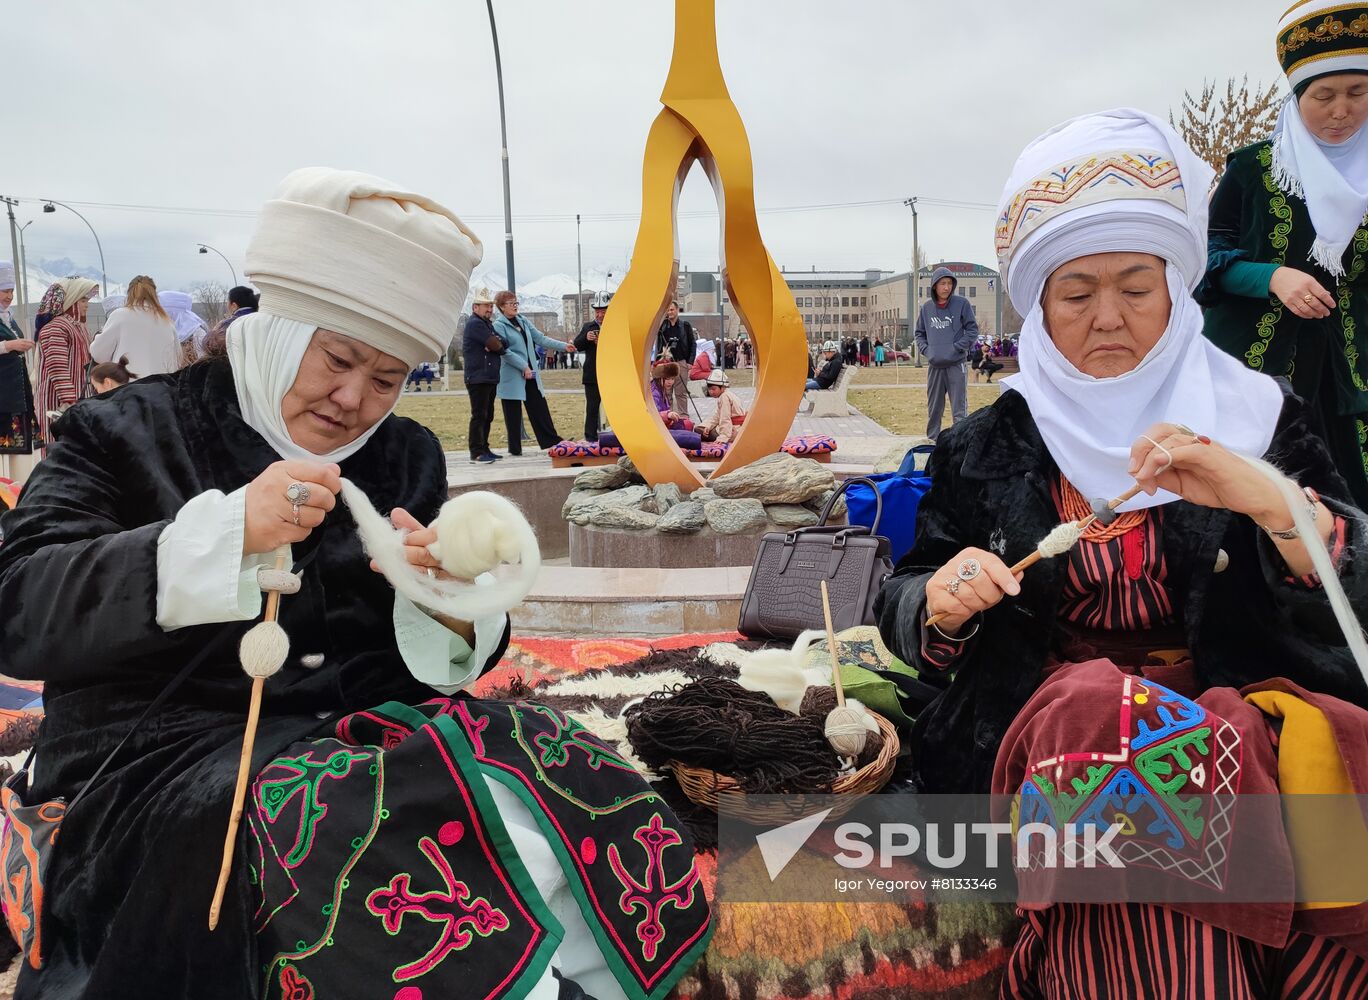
[244,168,483,367]
[995,108,1213,314]
[0,262,13,293]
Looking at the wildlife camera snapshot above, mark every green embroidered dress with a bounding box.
[1201,139,1368,509]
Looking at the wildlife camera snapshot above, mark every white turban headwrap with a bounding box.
[159,290,206,344]
[997,108,1284,511]
[244,167,482,368]
[0,262,13,293]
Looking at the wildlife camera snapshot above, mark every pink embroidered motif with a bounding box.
[365,836,511,982]
[606,814,700,962]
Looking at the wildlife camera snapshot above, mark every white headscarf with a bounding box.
[159,290,207,344]
[226,311,405,464]
[1272,94,1368,278]
[0,261,13,293]
[997,108,1284,511]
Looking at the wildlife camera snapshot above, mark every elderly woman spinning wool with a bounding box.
[877,110,1368,997]
[0,169,709,1000]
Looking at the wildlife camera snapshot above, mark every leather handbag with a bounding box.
[738,477,895,641]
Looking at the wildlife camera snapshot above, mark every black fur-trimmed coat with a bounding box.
[875,384,1368,795]
[0,359,509,998]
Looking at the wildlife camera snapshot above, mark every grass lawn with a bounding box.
[848,385,1001,438]
[532,362,950,392]
[395,393,590,453]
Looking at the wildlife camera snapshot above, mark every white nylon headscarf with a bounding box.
[159,290,207,344]
[1271,93,1368,278]
[226,311,406,464]
[997,108,1284,511]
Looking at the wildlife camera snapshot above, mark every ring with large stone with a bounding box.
[956,558,982,582]
[285,482,311,506]
[946,578,962,596]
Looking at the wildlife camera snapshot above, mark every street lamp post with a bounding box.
[485,0,517,293]
[42,199,107,293]
[17,222,32,310]
[197,244,239,287]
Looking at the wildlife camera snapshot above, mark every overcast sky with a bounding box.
[7,0,1276,293]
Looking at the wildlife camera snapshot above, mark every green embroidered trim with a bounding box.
[1359,420,1368,482]
[1341,228,1368,394]
[1248,145,1291,372]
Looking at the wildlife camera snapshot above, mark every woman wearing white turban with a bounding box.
[877,109,1368,997]
[1204,1,1368,511]
[0,169,709,1000]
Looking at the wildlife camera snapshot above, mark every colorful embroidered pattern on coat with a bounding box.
[1014,673,1242,889]
[996,150,1186,263]
[250,698,710,1000]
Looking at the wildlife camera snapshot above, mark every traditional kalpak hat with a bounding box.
[245,168,482,367]
[994,108,1212,314]
[1278,2,1368,93]
[471,287,495,306]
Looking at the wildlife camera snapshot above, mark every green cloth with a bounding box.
[1201,140,1368,510]
[838,657,922,729]
[1217,260,1279,299]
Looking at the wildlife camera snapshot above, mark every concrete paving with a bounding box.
[445,384,925,486]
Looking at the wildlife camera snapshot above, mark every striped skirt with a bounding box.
[1003,903,1368,1000]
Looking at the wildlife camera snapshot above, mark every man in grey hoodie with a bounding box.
[914,266,979,442]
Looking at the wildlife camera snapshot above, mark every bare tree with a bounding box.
[189,280,228,328]
[1171,77,1282,186]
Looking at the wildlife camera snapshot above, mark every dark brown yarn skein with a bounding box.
[799,685,838,719]
[625,677,840,794]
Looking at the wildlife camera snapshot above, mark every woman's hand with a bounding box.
[1,339,35,354]
[1270,267,1335,320]
[523,367,535,379]
[368,507,472,582]
[924,548,1022,636]
[1129,423,1292,525]
[242,460,341,555]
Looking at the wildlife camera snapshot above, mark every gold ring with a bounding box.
[1303,294,1315,305]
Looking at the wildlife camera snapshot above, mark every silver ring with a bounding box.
[947,578,961,595]
[285,482,311,506]
[1140,434,1173,474]
[957,558,981,581]
[426,567,437,579]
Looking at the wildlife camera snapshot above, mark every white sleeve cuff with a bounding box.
[155,486,276,631]
[393,575,507,693]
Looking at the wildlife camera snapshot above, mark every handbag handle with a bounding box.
[818,476,884,534]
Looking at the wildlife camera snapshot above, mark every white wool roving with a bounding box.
[1238,456,1368,688]
[736,630,827,713]
[340,480,541,620]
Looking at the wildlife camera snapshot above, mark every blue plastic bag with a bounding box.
[844,445,934,564]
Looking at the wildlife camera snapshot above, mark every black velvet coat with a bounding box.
[875,385,1368,795]
[0,359,509,999]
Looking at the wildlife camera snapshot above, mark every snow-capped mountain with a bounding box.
[466,267,621,315]
[16,259,125,303]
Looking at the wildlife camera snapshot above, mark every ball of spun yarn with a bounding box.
[428,491,528,580]
[1037,521,1083,559]
[824,705,869,757]
[239,621,289,679]
[800,686,838,718]
[855,727,886,769]
[625,677,840,794]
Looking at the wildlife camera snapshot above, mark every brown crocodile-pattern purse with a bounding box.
[739,477,893,641]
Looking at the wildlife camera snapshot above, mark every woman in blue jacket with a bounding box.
[492,290,575,454]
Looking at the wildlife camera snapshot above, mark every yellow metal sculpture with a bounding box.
[598,0,808,491]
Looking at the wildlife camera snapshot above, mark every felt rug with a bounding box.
[478,636,1021,1000]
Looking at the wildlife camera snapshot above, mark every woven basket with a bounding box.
[669,711,901,825]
